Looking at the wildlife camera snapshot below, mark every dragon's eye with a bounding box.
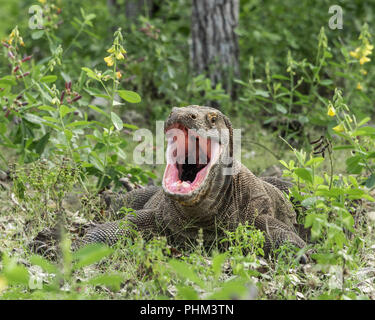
[207,113,217,124]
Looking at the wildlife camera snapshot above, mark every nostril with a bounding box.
[190,114,197,120]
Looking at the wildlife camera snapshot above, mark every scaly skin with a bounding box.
[83,105,306,260]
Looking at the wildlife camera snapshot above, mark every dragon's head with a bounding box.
[162,105,233,205]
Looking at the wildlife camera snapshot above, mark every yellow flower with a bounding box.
[349,48,360,59]
[104,55,114,67]
[359,56,370,65]
[116,52,124,60]
[327,106,336,117]
[116,71,122,79]
[38,0,47,4]
[333,123,345,133]
[363,49,372,57]
[107,46,115,53]
[360,69,368,75]
[356,82,363,90]
[363,43,374,56]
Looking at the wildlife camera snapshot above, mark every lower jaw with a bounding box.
[163,186,208,206]
[164,164,208,193]
[162,168,210,204]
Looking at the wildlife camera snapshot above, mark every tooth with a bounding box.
[181,181,190,188]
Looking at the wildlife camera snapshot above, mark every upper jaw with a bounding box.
[162,122,222,202]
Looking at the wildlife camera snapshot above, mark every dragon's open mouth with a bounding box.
[163,123,221,195]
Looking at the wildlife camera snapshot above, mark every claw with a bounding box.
[299,254,308,264]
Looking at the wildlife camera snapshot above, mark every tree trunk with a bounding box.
[191,0,239,96]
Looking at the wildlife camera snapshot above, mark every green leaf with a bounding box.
[73,244,113,270]
[272,74,289,80]
[212,253,226,278]
[30,255,58,274]
[60,71,71,83]
[279,160,289,170]
[81,162,93,168]
[353,126,375,137]
[3,261,29,285]
[0,122,6,135]
[333,145,354,151]
[38,105,56,112]
[301,196,320,207]
[319,79,333,86]
[59,105,74,118]
[84,88,110,99]
[88,105,109,118]
[341,211,354,231]
[23,113,44,125]
[31,30,44,40]
[40,75,58,83]
[111,112,123,131]
[254,90,270,98]
[365,174,375,189]
[43,122,62,131]
[316,187,344,198]
[66,121,90,128]
[346,155,363,174]
[305,157,324,167]
[89,152,105,172]
[176,285,199,300]
[84,13,96,21]
[123,123,139,130]
[357,117,371,127]
[64,129,73,141]
[169,259,204,288]
[275,104,287,114]
[0,76,16,86]
[333,231,346,249]
[117,90,141,103]
[87,274,123,291]
[43,116,59,123]
[81,67,100,81]
[207,279,247,300]
[294,168,313,184]
[116,147,127,160]
[34,132,50,155]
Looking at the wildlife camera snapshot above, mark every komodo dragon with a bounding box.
[82,105,307,262]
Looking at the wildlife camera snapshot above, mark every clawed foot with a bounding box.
[29,226,61,259]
